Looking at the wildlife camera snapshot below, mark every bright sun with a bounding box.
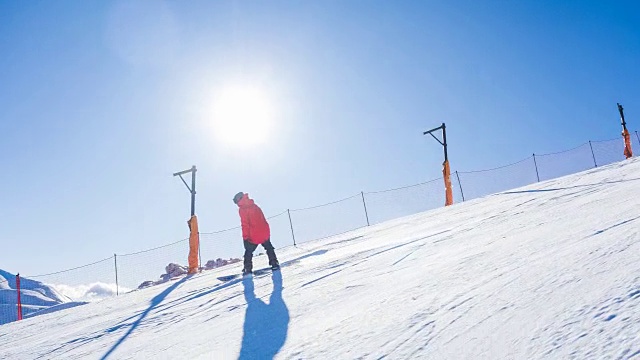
[210,84,275,149]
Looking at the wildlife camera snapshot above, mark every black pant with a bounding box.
[243,239,278,271]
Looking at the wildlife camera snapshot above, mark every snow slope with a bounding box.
[1,158,639,359]
[0,269,73,325]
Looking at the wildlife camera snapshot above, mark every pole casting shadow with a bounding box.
[101,275,190,360]
[239,271,289,360]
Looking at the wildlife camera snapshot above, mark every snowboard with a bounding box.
[216,267,276,282]
[216,260,299,282]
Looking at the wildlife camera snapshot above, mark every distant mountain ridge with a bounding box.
[0,269,72,325]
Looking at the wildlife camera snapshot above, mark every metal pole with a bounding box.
[588,141,598,168]
[173,165,197,217]
[455,171,465,202]
[174,166,201,272]
[287,209,296,246]
[424,123,452,205]
[441,123,448,162]
[618,104,632,159]
[618,103,628,130]
[361,191,370,226]
[191,168,201,270]
[532,154,540,182]
[636,131,640,145]
[190,165,196,217]
[114,254,119,296]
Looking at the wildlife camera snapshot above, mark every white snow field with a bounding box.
[1,158,640,359]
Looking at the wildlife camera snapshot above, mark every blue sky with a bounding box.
[1,0,639,275]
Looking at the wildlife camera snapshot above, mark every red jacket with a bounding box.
[237,194,270,245]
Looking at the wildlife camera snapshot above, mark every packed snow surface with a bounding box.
[1,158,639,359]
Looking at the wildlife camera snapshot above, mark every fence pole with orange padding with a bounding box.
[424,122,455,206]
[188,215,200,274]
[618,103,633,159]
[16,274,22,321]
[623,129,633,159]
[443,160,454,206]
[174,166,200,273]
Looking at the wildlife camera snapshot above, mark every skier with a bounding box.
[233,192,280,275]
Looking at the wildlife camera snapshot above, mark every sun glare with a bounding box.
[210,85,275,149]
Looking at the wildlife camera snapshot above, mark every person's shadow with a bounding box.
[239,271,289,360]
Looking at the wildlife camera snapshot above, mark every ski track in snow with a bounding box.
[1,158,640,359]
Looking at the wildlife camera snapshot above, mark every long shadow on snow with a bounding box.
[100,275,191,360]
[239,271,289,360]
[120,249,328,319]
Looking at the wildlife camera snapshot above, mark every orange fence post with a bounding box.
[188,215,200,274]
[443,160,453,206]
[623,129,633,159]
[618,103,633,159]
[16,274,23,321]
